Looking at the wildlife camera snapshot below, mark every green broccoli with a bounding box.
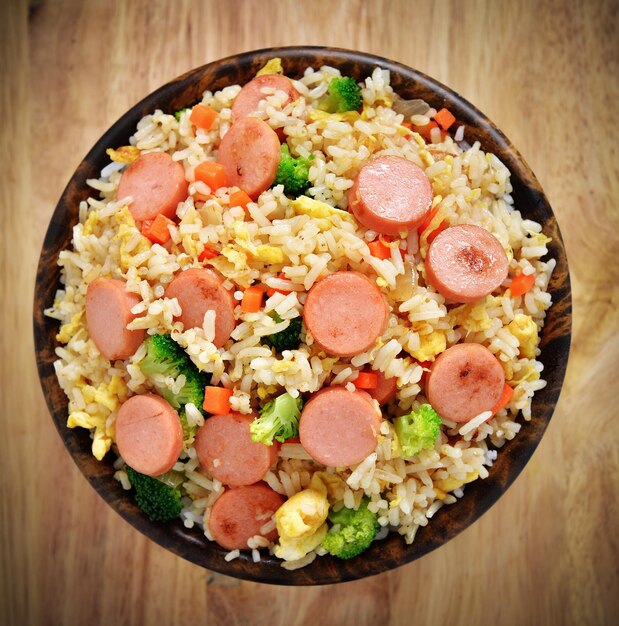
[139,334,211,411]
[263,312,303,353]
[393,403,442,458]
[250,392,302,445]
[321,498,380,559]
[273,144,314,196]
[125,466,183,522]
[174,108,190,121]
[178,406,197,447]
[318,76,363,113]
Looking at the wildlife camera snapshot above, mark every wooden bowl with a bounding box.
[33,47,571,585]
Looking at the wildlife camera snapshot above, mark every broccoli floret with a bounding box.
[263,312,303,352]
[174,108,190,121]
[319,76,363,113]
[393,403,442,458]
[321,498,380,559]
[139,334,211,411]
[178,406,197,446]
[274,144,314,196]
[125,466,182,522]
[250,392,302,445]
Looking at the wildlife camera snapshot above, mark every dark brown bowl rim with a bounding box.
[33,45,571,585]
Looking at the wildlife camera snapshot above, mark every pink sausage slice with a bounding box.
[217,117,281,199]
[85,278,146,361]
[231,74,301,124]
[116,152,188,222]
[368,371,398,405]
[115,393,183,476]
[195,413,279,487]
[425,224,509,303]
[208,483,284,550]
[348,156,433,235]
[299,386,381,467]
[164,268,236,347]
[426,343,505,423]
[303,271,389,357]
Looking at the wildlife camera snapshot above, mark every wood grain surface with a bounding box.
[1,0,617,624]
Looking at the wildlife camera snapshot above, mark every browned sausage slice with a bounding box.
[425,343,505,423]
[115,393,183,476]
[303,271,388,357]
[368,371,398,405]
[299,386,381,467]
[217,117,281,199]
[164,268,236,346]
[85,278,146,361]
[195,413,279,486]
[208,483,284,550]
[425,224,509,303]
[348,156,433,235]
[231,74,301,124]
[116,152,188,222]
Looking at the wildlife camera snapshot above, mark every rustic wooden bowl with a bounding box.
[33,47,571,585]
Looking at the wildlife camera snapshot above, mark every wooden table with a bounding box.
[2,0,617,624]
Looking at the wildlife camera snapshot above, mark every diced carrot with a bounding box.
[491,382,514,415]
[203,386,233,415]
[354,372,378,389]
[418,206,440,234]
[241,285,264,313]
[284,437,301,444]
[190,104,218,130]
[194,161,227,191]
[229,189,253,211]
[141,213,174,244]
[368,240,392,260]
[198,247,218,262]
[509,273,536,297]
[417,360,433,382]
[412,121,447,143]
[434,107,456,131]
[427,220,447,244]
[401,122,412,129]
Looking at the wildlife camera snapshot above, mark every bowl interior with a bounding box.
[33,46,571,585]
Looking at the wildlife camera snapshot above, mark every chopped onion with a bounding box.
[392,94,431,119]
[391,262,417,301]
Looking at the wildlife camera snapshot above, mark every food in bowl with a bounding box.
[45,59,555,570]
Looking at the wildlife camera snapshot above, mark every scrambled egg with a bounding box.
[56,311,84,344]
[450,299,493,334]
[434,470,479,496]
[410,329,446,362]
[106,145,140,164]
[290,196,355,230]
[256,58,284,76]
[273,475,330,562]
[224,222,285,265]
[82,210,100,236]
[508,314,538,359]
[306,110,362,124]
[67,375,128,460]
[114,207,151,271]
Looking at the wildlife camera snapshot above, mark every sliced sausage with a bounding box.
[217,117,281,199]
[116,152,188,222]
[231,74,300,124]
[303,271,389,357]
[164,268,235,346]
[348,156,433,235]
[299,386,381,467]
[208,483,284,550]
[425,343,505,423]
[115,393,183,477]
[195,413,279,486]
[368,371,398,405]
[85,278,145,361]
[425,224,509,303]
